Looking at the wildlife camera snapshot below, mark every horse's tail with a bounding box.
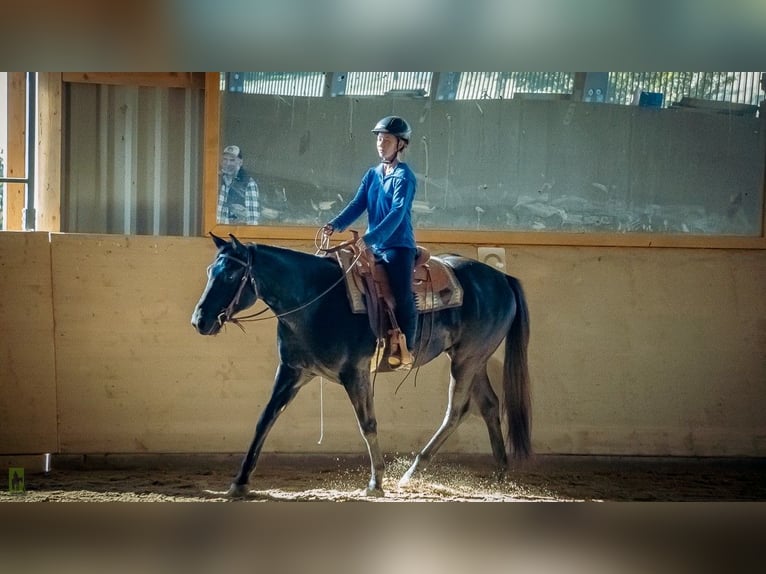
[503,275,532,460]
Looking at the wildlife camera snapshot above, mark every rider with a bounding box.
[323,116,418,369]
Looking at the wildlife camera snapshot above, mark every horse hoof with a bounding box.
[227,483,250,498]
[398,462,419,488]
[365,486,384,498]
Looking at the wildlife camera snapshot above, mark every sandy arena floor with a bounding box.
[3,453,765,502]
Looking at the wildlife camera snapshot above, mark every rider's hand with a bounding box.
[322,224,334,236]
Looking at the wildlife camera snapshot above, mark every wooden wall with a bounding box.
[1,232,765,457]
[0,233,57,452]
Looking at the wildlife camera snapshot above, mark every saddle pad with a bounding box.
[335,250,463,315]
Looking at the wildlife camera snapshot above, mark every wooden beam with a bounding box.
[37,72,62,232]
[4,73,26,230]
[202,72,221,235]
[62,72,205,90]
[206,224,766,250]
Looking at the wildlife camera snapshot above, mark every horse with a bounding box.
[191,233,531,497]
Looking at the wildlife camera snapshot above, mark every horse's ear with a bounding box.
[210,232,228,250]
[229,234,246,253]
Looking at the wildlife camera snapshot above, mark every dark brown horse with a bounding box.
[191,234,531,497]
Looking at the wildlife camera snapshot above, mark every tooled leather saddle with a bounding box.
[325,234,463,369]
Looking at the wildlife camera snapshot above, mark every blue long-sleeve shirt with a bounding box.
[329,162,417,252]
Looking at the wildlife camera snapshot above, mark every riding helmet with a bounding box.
[371,116,412,143]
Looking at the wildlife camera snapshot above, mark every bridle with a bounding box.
[213,241,363,329]
[214,248,265,328]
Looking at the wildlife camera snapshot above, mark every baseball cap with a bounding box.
[222,145,242,158]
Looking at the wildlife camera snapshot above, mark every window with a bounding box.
[212,73,766,248]
[343,72,432,97]
[606,72,763,108]
[0,156,4,230]
[223,72,324,97]
[0,72,35,231]
[453,72,574,100]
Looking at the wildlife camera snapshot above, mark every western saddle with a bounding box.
[322,231,463,371]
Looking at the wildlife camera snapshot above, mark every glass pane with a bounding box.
[456,72,574,100]
[344,72,432,97]
[606,72,764,107]
[224,72,324,97]
[219,72,765,236]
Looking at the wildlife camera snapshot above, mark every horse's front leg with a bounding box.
[228,363,310,498]
[342,369,385,497]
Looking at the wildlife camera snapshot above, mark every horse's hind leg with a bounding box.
[342,370,385,497]
[471,369,508,476]
[398,360,477,488]
[228,364,310,498]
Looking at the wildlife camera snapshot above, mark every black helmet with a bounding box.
[371,116,412,143]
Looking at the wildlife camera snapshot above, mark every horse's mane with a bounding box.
[253,243,341,274]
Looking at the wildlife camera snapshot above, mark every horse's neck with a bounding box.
[253,244,338,313]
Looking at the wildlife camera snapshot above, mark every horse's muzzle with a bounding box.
[190,308,221,336]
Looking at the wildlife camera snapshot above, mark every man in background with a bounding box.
[217,145,260,225]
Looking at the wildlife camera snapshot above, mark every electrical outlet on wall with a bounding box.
[477,247,506,270]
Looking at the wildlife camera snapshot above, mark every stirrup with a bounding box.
[370,339,385,373]
[390,355,413,371]
[387,332,413,369]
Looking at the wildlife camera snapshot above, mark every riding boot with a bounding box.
[387,329,402,367]
[398,333,414,368]
[387,331,413,370]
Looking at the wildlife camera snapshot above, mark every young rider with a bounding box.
[323,116,418,368]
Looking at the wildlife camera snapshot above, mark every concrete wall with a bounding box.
[1,231,764,457]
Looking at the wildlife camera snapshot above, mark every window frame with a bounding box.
[202,72,766,249]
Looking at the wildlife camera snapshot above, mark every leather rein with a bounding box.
[216,240,363,329]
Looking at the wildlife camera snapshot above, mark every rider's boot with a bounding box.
[387,331,413,371]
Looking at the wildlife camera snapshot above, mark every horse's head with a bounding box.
[191,233,258,335]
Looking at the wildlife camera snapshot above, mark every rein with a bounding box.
[219,241,363,328]
[219,234,426,390]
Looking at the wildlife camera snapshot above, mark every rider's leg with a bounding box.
[380,247,417,361]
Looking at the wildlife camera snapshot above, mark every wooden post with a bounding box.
[36,72,62,231]
[4,73,26,230]
[202,72,221,235]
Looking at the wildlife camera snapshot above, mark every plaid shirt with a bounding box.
[217,168,260,225]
